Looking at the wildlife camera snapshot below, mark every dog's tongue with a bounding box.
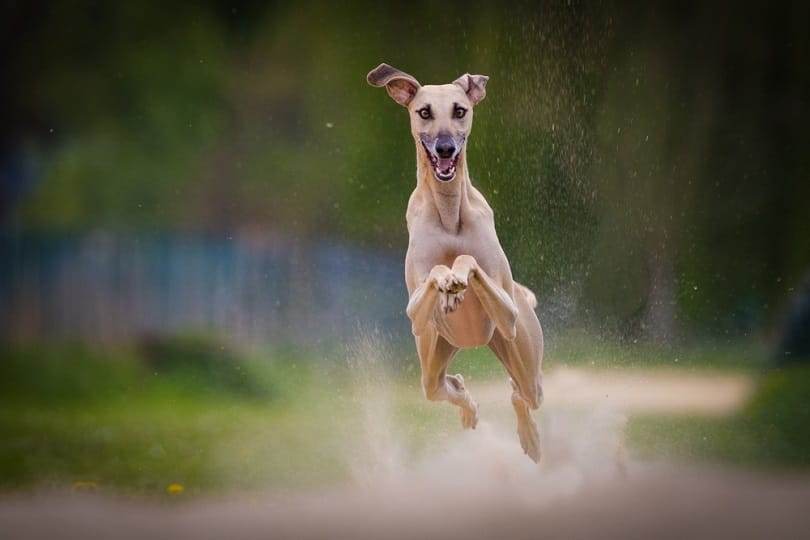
[437,157,454,173]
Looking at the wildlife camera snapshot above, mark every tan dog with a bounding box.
[367,64,544,461]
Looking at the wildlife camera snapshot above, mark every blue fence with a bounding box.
[0,232,410,348]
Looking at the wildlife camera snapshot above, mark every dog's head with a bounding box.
[367,63,488,183]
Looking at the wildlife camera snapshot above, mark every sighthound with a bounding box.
[367,64,544,461]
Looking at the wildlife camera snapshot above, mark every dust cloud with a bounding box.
[343,328,628,508]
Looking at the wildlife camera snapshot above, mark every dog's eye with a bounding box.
[418,107,432,120]
[454,106,467,119]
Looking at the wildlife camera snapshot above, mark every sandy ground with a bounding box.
[3,367,808,540]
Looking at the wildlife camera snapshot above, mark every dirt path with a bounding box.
[3,465,809,540]
[472,366,754,415]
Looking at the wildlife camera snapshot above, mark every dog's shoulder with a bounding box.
[405,189,435,230]
[467,186,495,221]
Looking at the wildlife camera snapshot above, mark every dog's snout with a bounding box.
[435,137,456,158]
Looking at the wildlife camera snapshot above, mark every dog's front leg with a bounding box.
[406,264,454,336]
[452,255,518,340]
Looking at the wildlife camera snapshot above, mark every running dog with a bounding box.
[367,64,544,461]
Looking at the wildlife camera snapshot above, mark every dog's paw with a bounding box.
[437,273,467,313]
[518,419,541,463]
[446,374,478,429]
[444,278,467,295]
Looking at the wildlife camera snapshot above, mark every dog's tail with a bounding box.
[514,282,537,309]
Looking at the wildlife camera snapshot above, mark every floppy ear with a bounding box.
[453,73,489,106]
[367,63,421,107]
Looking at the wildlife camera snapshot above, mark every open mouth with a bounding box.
[422,142,460,182]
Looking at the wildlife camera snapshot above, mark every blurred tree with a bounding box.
[775,270,810,366]
[1,0,808,341]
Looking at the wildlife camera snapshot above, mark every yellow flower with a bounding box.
[72,481,97,492]
[166,483,184,495]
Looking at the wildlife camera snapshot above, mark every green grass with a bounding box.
[0,397,357,495]
[547,329,770,371]
[1,337,806,497]
[0,339,356,495]
[0,337,463,496]
[627,415,760,466]
[628,364,810,468]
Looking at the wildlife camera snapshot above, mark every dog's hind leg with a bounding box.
[488,295,544,462]
[509,378,541,462]
[416,329,479,429]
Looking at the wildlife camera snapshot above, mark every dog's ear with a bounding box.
[453,73,489,106]
[367,63,421,107]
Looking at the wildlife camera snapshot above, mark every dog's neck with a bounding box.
[416,146,471,234]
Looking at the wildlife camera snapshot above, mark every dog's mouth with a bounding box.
[421,142,460,182]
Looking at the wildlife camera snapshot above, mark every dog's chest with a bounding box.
[415,220,501,271]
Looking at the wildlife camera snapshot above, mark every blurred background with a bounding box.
[0,0,809,498]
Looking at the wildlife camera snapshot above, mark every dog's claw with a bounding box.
[437,273,467,295]
[445,280,466,294]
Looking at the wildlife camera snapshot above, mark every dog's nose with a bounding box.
[435,138,456,158]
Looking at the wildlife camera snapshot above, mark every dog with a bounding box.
[367,63,544,461]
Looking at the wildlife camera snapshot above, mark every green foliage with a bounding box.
[0,341,342,493]
[0,337,293,404]
[0,344,136,404]
[744,365,810,465]
[6,0,810,337]
[136,334,274,399]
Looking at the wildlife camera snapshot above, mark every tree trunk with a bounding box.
[641,240,677,343]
